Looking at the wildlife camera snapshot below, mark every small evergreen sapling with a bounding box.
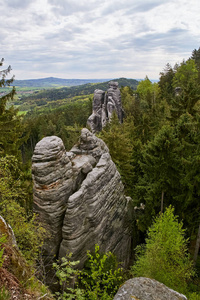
[132,206,194,294]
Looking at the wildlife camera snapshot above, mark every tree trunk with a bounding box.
[21,144,25,164]
[193,224,200,266]
[161,191,164,213]
[30,136,33,152]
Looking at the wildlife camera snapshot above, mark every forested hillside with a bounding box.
[0,48,200,299]
[15,78,139,112]
[13,77,110,88]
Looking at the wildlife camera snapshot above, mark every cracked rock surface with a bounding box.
[32,128,132,270]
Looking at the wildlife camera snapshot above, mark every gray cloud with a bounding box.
[131,28,197,52]
[31,13,50,27]
[102,0,165,16]
[126,0,166,14]
[3,0,33,9]
[45,30,76,42]
[1,0,199,80]
[48,0,98,16]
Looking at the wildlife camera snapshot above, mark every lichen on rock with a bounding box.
[113,277,188,300]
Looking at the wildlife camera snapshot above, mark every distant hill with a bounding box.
[20,78,139,103]
[13,77,111,88]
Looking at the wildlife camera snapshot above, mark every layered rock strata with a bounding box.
[32,129,132,269]
[87,81,124,132]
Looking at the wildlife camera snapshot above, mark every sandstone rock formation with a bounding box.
[87,81,124,132]
[113,277,187,300]
[32,129,132,272]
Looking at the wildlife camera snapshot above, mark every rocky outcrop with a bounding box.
[113,277,187,300]
[32,128,132,270]
[87,81,124,132]
[32,136,74,257]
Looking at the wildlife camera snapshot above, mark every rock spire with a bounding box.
[32,129,132,275]
[87,81,124,132]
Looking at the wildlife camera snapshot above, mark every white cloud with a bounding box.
[1,0,200,80]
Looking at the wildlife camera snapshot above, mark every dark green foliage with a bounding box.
[99,112,134,196]
[53,245,123,300]
[0,156,45,263]
[134,125,182,231]
[53,253,83,300]
[135,77,168,143]
[190,47,200,81]
[159,63,176,102]
[0,58,15,104]
[22,99,92,161]
[172,59,198,89]
[19,78,138,108]
[2,49,200,295]
[120,86,141,125]
[132,50,200,241]
[79,244,123,300]
[170,84,200,122]
[0,59,26,159]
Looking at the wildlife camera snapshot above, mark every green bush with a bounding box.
[53,253,84,300]
[131,206,195,294]
[53,245,124,300]
[188,292,200,300]
[0,156,45,264]
[79,244,123,300]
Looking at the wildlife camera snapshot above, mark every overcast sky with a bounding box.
[1,0,200,80]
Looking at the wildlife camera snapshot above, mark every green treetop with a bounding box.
[0,59,26,158]
[132,206,194,294]
[135,125,182,231]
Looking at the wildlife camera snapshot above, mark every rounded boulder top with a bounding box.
[32,136,65,162]
[113,277,187,300]
[108,81,119,89]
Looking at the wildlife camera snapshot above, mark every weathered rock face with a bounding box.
[32,136,74,257]
[107,81,123,122]
[87,81,124,132]
[32,128,132,270]
[113,277,187,300]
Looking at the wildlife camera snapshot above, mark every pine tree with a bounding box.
[99,112,134,196]
[0,58,26,158]
[177,116,200,262]
[191,47,200,81]
[132,206,194,294]
[135,125,182,231]
[0,58,15,109]
[159,63,176,103]
[136,77,165,143]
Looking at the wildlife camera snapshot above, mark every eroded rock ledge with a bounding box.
[32,128,132,269]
